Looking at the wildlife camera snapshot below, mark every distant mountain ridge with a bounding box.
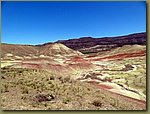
[55,32,146,53]
[1,32,146,57]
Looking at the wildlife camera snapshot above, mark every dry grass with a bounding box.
[1,67,146,110]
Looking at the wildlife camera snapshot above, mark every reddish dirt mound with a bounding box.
[67,63,94,70]
[88,81,113,89]
[20,63,43,69]
[17,56,95,72]
[96,84,113,89]
[64,56,92,64]
[92,50,146,61]
[65,57,95,69]
[47,64,66,72]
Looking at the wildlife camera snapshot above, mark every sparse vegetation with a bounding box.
[1,41,146,110]
[1,67,146,110]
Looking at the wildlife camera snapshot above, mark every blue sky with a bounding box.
[2,1,146,45]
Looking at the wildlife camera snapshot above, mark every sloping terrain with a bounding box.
[38,43,83,57]
[1,68,146,110]
[1,44,146,110]
[1,32,146,57]
[85,45,146,60]
[1,43,83,61]
[82,45,146,101]
[1,43,38,58]
[56,32,146,53]
[1,32,146,110]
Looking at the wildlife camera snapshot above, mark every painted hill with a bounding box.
[1,32,146,58]
[1,32,146,110]
[1,43,83,59]
[56,32,146,53]
[38,43,83,57]
[1,43,38,57]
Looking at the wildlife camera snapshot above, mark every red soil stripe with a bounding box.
[88,81,113,89]
[92,50,146,61]
[95,84,113,89]
[87,81,146,105]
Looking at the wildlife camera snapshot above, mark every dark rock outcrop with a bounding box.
[56,32,146,53]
